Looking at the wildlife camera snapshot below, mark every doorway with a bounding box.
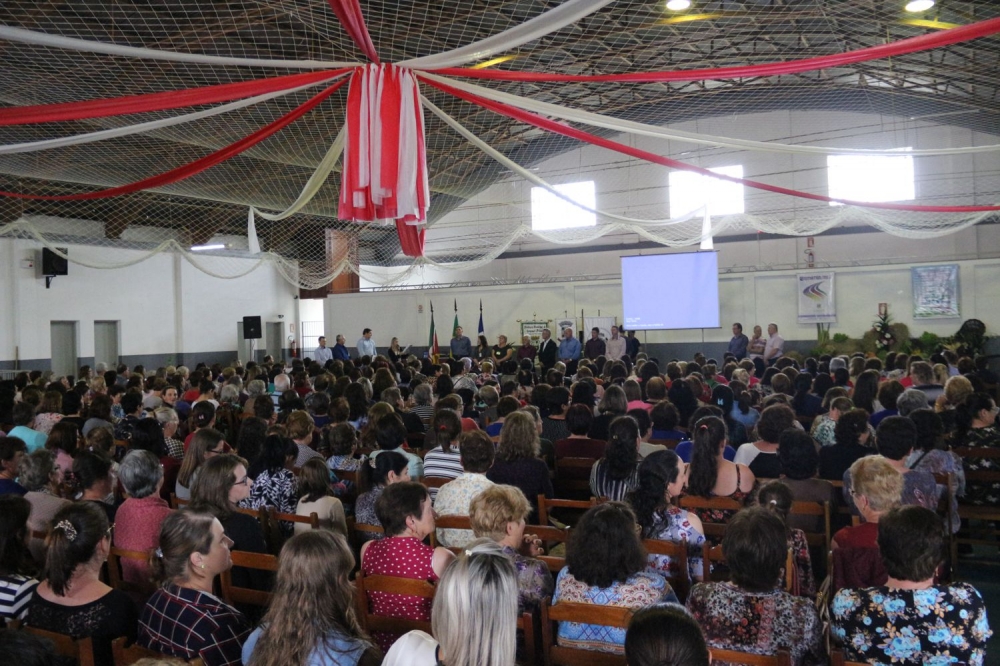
[94,321,120,369]
[50,321,78,378]
[265,322,283,363]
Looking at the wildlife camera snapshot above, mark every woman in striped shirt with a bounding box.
[422,410,465,502]
[590,416,642,501]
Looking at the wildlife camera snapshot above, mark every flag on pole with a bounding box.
[429,301,439,362]
[453,299,460,338]
[478,299,485,338]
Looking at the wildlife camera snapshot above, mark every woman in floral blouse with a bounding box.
[686,507,825,666]
[955,392,1000,505]
[832,506,991,665]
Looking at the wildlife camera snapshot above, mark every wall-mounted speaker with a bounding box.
[243,316,262,339]
[41,248,68,276]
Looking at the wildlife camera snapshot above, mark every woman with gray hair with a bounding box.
[113,450,173,586]
[896,388,931,416]
[21,449,71,566]
[383,540,519,666]
[154,407,184,460]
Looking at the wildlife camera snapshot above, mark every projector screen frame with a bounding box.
[620,250,722,331]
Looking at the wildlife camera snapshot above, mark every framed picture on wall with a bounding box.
[912,264,960,318]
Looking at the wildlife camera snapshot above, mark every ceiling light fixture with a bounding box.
[190,244,226,251]
[904,0,935,12]
[666,0,692,11]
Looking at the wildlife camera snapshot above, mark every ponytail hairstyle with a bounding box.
[628,450,682,538]
[756,480,793,534]
[362,449,409,489]
[729,380,753,416]
[430,409,462,454]
[43,502,109,596]
[955,392,996,442]
[686,416,728,498]
[150,510,216,587]
[605,416,640,481]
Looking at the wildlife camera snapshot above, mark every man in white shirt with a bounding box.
[357,328,377,359]
[606,325,626,361]
[313,336,333,364]
[763,323,785,365]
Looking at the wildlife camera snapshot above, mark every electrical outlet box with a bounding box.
[20,259,34,269]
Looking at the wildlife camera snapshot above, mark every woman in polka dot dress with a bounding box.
[360,481,455,653]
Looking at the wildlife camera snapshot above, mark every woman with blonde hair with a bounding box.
[243,531,378,666]
[384,540,519,666]
[295,458,347,536]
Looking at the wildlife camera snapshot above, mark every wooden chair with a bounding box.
[677,496,743,540]
[429,514,472,548]
[219,550,279,608]
[642,538,691,603]
[336,468,363,502]
[553,457,598,497]
[701,543,729,583]
[951,448,1000,574]
[709,647,792,665]
[169,493,187,510]
[107,546,156,599]
[789,500,832,571]
[540,598,630,666]
[263,508,320,554]
[9,621,95,666]
[517,610,539,666]
[354,569,436,635]
[347,516,385,553]
[537,494,597,527]
[421,476,452,490]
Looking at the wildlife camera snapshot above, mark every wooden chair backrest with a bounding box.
[337,468,363,494]
[429,514,473,548]
[10,621,95,666]
[540,598,629,666]
[169,493,188,510]
[553,457,598,494]
[421,476,451,490]
[219,550,279,608]
[270,508,320,529]
[830,649,868,666]
[111,636,207,665]
[537,495,597,525]
[789,500,832,551]
[701,543,729,583]
[107,546,156,597]
[354,570,436,635]
[953,447,1000,482]
[709,648,792,665]
[642,538,690,602]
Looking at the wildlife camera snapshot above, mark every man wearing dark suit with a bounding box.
[538,328,558,371]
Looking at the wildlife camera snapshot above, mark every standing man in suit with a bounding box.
[538,328,558,371]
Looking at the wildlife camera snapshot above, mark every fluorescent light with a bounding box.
[190,244,226,251]
[904,0,934,12]
[666,0,691,10]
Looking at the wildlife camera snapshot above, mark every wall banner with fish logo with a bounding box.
[797,272,836,324]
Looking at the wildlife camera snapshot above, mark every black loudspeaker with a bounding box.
[242,316,262,339]
[41,248,69,276]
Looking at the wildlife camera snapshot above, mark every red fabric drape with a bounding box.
[0,70,349,126]
[424,76,1000,213]
[0,79,348,201]
[327,0,380,64]
[396,218,425,257]
[428,17,1000,83]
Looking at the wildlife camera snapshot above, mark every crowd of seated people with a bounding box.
[0,341,996,664]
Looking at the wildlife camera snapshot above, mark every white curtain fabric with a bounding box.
[0,24,358,69]
[419,72,1000,157]
[0,79,341,155]
[400,0,616,70]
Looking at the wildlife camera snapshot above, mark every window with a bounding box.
[531,181,597,231]
[669,165,745,218]
[827,151,914,205]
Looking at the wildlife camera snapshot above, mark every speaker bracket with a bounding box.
[45,275,57,289]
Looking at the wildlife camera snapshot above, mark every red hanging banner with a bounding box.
[0,69,349,126]
[424,76,1000,214]
[327,0,380,64]
[0,79,348,201]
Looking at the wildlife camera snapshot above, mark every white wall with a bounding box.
[331,255,1000,349]
[0,237,298,366]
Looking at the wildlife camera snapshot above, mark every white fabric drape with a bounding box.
[0,24,359,69]
[249,126,346,222]
[0,79,340,155]
[419,72,1000,157]
[400,0,616,70]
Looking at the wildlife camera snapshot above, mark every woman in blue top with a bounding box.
[243,530,380,666]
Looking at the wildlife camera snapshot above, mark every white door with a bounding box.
[94,321,120,369]
[50,321,78,378]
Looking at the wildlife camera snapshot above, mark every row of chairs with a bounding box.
[6,621,204,666]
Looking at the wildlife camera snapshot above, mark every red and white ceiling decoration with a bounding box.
[2,0,1000,259]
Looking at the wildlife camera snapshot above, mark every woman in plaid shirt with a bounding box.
[138,510,251,666]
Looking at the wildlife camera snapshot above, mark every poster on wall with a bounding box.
[913,264,960,318]
[583,316,617,340]
[556,318,576,336]
[797,272,836,324]
[519,321,550,345]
